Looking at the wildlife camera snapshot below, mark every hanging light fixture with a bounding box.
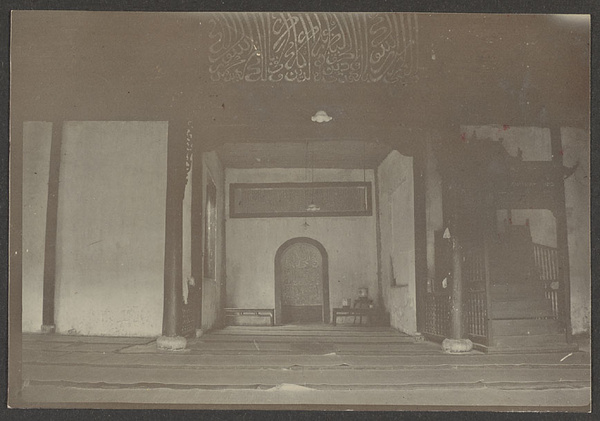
[306,143,320,212]
[363,141,368,210]
[311,110,332,123]
[302,142,311,228]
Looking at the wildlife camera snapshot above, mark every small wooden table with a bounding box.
[332,307,374,326]
[225,308,274,326]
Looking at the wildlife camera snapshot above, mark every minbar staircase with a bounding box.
[486,225,575,353]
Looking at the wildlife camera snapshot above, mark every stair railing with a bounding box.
[423,291,452,339]
[532,242,561,320]
[464,240,489,344]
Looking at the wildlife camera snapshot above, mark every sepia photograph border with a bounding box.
[1,0,598,418]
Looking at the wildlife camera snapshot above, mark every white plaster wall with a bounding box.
[201,151,225,331]
[54,121,168,336]
[225,168,378,320]
[377,151,416,334]
[496,209,557,248]
[561,127,590,334]
[22,122,53,332]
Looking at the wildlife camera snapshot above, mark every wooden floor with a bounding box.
[14,325,591,410]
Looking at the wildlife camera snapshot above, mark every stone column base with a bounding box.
[442,338,473,353]
[156,335,187,351]
[412,332,425,342]
[41,324,55,334]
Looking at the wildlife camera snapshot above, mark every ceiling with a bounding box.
[10,12,590,132]
[217,140,393,169]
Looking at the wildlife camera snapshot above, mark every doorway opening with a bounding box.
[274,237,330,325]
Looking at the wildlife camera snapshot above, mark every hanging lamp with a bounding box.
[306,143,320,212]
[302,141,311,228]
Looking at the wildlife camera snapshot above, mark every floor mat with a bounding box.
[289,341,337,355]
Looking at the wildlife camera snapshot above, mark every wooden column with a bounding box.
[550,126,572,341]
[158,122,187,349]
[439,143,472,352]
[482,190,496,346]
[448,183,466,340]
[190,143,203,332]
[41,121,63,333]
[450,232,465,338]
[413,143,428,332]
[9,119,23,404]
[374,168,384,312]
[219,175,227,327]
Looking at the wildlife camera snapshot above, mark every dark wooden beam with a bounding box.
[449,184,466,340]
[203,123,430,155]
[219,172,227,328]
[161,122,186,339]
[550,126,572,342]
[190,142,203,333]
[8,119,23,404]
[437,125,469,341]
[41,121,63,332]
[413,143,428,332]
[374,168,384,312]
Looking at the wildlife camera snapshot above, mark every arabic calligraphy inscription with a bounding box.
[208,13,419,83]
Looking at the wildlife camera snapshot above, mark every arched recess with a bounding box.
[274,237,330,325]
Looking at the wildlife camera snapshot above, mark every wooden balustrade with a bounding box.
[423,292,451,338]
[422,242,562,344]
[464,243,488,341]
[533,243,561,319]
[466,289,488,340]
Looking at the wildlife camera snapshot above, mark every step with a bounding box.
[19,383,593,408]
[490,333,573,350]
[198,335,415,344]
[491,319,565,336]
[490,299,554,319]
[23,363,589,388]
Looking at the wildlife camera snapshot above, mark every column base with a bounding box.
[442,338,473,353]
[40,324,55,334]
[412,332,425,342]
[156,335,187,351]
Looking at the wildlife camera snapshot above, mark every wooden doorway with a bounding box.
[274,238,329,325]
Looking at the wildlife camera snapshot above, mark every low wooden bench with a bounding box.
[225,308,275,326]
[332,307,375,326]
